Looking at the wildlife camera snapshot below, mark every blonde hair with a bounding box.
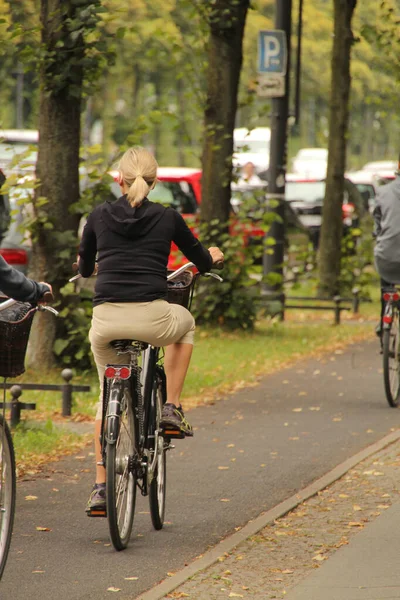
[118,146,158,207]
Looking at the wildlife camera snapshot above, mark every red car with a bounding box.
[110,167,264,268]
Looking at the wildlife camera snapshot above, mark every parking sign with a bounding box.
[258,30,287,75]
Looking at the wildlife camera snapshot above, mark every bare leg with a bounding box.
[95,419,106,484]
[164,342,193,406]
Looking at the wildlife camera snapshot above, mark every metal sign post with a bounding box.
[260,1,292,310]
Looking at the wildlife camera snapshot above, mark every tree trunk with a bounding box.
[200,0,250,230]
[29,0,84,367]
[317,0,357,297]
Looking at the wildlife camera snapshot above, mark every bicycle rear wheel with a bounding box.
[383,310,400,407]
[106,383,136,550]
[0,415,15,579]
[149,376,166,530]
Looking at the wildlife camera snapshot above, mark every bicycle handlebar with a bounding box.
[0,293,59,316]
[71,261,224,283]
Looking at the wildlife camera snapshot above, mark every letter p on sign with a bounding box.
[258,30,287,76]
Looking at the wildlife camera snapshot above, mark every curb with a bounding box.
[135,428,400,600]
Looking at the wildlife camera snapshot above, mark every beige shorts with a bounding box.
[89,300,195,419]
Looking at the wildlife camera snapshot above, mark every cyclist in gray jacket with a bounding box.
[0,255,51,303]
[373,156,400,335]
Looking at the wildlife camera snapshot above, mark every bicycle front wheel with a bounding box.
[383,312,400,407]
[0,415,16,579]
[149,377,166,530]
[106,384,136,550]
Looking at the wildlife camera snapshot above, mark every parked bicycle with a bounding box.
[81,262,222,550]
[0,293,57,578]
[381,286,400,407]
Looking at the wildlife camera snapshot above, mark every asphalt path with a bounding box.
[2,338,400,600]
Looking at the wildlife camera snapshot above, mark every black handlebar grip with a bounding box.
[42,291,54,303]
[213,260,224,270]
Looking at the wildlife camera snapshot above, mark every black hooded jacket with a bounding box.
[78,195,213,306]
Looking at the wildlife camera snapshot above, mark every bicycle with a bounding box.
[0,293,56,578]
[83,262,222,550]
[381,286,400,407]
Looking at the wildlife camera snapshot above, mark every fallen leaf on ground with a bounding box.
[220,498,230,502]
[229,593,244,598]
[353,505,362,511]
[107,588,121,593]
[313,554,327,562]
[218,466,229,470]
[25,495,38,501]
[282,569,294,574]
[124,577,139,581]
[348,522,364,528]
[309,406,321,411]
[36,527,51,532]
[292,408,303,412]
[32,570,45,574]
[227,444,235,448]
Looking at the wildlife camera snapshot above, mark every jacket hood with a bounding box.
[101,195,166,238]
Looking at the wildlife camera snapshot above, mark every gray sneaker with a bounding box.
[86,483,106,514]
[160,403,193,437]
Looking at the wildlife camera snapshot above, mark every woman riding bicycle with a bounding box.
[77,146,223,512]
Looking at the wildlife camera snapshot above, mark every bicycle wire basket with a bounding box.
[167,270,195,309]
[0,300,36,378]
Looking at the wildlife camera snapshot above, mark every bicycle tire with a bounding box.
[106,383,136,550]
[0,415,16,579]
[383,312,400,407]
[149,377,166,530]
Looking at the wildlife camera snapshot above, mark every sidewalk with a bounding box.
[161,433,400,600]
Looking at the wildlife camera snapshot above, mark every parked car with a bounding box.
[0,174,32,274]
[230,181,313,265]
[233,127,271,176]
[361,160,398,174]
[345,169,396,214]
[285,175,365,249]
[0,129,38,174]
[291,148,328,179]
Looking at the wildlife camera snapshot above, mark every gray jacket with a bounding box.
[0,256,49,303]
[374,176,400,283]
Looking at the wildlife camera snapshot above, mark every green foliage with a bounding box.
[338,217,377,296]
[193,219,259,330]
[54,284,94,370]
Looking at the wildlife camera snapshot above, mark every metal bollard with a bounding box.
[352,287,360,314]
[10,385,22,428]
[61,368,73,417]
[333,296,341,325]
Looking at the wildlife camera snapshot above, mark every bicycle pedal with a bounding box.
[86,507,107,518]
[162,428,185,439]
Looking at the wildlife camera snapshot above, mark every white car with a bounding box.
[292,148,328,179]
[233,127,271,176]
[0,129,38,174]
[361,160,398,174]
[346,169,396,213]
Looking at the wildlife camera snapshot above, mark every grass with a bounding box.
[6,296,380,473]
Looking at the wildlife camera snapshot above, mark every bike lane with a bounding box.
[2,338,400,600]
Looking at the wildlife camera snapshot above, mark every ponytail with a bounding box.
[127,174,150,207]
[118,146,158,208]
